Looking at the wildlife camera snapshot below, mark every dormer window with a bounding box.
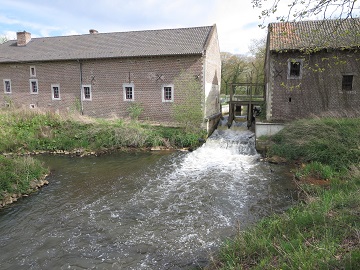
[30,66,36,77]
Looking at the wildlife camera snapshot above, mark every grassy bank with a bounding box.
[0,155,48,201]
[0,109,206,203]
[207,118,360,269]
[0,110,205,154]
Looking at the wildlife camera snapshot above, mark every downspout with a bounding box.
[78,60,84,115]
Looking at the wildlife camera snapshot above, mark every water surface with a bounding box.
[0,126,296,269]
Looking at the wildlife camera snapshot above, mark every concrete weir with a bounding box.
[255,122,285,153]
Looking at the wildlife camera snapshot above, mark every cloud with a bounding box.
[0,0,267,54]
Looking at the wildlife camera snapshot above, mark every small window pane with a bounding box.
[31,81,38,93]
[164,87,172,100]
[53,87,59,98]
[4,80,11,93]
[290,62,301,77]
[125,87,133,100]
[342,75,353,91]
[84,87,91,99]
[30,66,36,77]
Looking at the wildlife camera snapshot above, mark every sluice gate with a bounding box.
[227,82,265,128]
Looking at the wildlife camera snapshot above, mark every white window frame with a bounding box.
[82,85,92,101]
[287,59,303,79]
[123,83,135,101]
[3,79,11,94]
[162,84,174,102]
[29,79,39,94]
[51,84,61,100]
[30,66,36,77]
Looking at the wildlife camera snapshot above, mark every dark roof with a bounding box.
[0,25,214,63]
[268,18,360,51]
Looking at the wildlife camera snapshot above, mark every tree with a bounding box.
[221,37,266,97]
[172,71,204,132]
[252,0,359,25]
[220,53,249,95]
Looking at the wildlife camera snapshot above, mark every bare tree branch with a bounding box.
[253,0,360,25]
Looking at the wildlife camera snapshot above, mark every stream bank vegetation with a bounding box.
[207,117,360,269]
[0,109,206,206]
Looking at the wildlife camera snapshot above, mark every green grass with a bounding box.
[207,118,360,269]
[269,118,360,170]
[0,110,206,153]
[0,155,48,200]
[0,109,206,202]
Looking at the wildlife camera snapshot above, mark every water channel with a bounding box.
[0,123,296,269]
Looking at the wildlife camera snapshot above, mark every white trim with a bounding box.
[287,59,303,79]
[29,79,39,94]
[82,84,92,101]
[162,84,174,102]
[30,66,36,77]
[3,79,11,94]
[51,84,61,100]
[123,83,135,101]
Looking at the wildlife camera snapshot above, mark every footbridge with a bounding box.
[227,82,265,128]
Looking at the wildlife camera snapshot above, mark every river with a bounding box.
[0,123,296,269]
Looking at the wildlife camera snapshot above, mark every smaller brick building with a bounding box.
[265,18,360,121]
[0,25,221,132]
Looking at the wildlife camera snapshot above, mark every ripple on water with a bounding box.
[0,129,296,269]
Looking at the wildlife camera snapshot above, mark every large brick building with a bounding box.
[0,25,221,132]
[265,18,360,121]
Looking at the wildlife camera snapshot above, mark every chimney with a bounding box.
[17,31,31,46]
[89,29,98,34]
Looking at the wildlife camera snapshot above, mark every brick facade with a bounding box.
[0,26,222,131]
[265,19,360,122]
[266,50,360,121]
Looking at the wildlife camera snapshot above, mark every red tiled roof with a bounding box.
[269,18,360,51]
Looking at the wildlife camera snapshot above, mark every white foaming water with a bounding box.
[0,123,294,270]
[119,125,265,269]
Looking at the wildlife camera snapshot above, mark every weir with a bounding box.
[0,125,295,269]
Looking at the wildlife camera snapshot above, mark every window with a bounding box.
[3,79,11,93]
[30,66,36,77]
[162,84,174,102]
[82,85,92,100]
[342,75,353,91]
[51,84,61,100]
[287,59,303,79]
[29,79,38,94]
[123,83,134,101]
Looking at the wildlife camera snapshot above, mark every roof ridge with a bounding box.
[269,17,360,26]
[7,25,213,42]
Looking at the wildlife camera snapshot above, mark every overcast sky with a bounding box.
[0,0,278,55]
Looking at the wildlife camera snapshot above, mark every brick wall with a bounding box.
[1,55,205,124]
[267,50,360,121]
[1,61,80,112]
[203,26,221,119]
